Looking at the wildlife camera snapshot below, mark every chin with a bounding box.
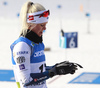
[38,33,42,37]
[38,34,42,37]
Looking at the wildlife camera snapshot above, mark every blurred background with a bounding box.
[0,0,100,88]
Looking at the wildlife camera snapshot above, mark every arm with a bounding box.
[24,65,55,86]
[13,42,32,87]
[46,66,54,71]
[24,71,49,86]
[24,61,83,87]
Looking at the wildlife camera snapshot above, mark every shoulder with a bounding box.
[13,42,31,52]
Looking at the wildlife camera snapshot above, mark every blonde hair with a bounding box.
[19,1,46,36]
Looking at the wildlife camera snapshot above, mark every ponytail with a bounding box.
[19,1,34,36]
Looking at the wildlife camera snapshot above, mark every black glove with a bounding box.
[49,61,83,77]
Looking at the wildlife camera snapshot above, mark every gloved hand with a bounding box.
[49,61,83,77]
[24,61,83,87]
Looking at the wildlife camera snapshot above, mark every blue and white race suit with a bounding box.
[10,36,47,88]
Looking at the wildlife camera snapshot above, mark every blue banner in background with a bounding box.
[0,70,15,82]
[1,70,100,84]
[69,72,100,84]
[59,32,78,48]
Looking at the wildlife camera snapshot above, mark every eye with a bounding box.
[40,24,46,27]
[40,23,47,27]
[41,24,44,27]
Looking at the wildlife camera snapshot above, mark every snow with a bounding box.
[0,0,100,88]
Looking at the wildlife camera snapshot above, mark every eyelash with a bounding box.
[41,24,45,27]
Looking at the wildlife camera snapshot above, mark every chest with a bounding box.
[30,43,46,73]
[30,43,45,63]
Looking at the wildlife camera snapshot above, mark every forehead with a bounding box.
[38,22,48,25]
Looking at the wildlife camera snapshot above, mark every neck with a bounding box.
[24,30,42,44]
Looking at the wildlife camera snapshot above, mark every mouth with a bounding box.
[38,31,43,36]
[40,31,43,34]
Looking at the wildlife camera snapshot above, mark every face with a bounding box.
[30,22,47,37]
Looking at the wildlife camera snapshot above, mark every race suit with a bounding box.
[10,36,47,88]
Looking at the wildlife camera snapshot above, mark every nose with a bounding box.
[43,26,46,30]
